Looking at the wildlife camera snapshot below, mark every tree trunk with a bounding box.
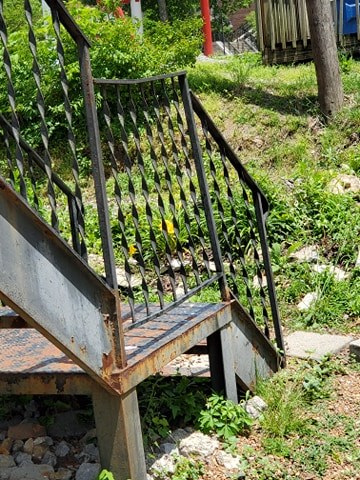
[158,0,169,22]
[305,0,344,118]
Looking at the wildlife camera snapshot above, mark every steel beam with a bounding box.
[0,178,124,393]
[230,301,281,391]
[93,385,147,480]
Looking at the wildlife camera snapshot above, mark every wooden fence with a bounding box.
[256,0,360,63]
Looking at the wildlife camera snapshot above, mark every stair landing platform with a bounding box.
[0,302,233,396]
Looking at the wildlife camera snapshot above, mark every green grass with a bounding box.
[188,53,360,335]
[238,355,360,479]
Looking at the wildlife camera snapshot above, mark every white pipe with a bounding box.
[130,0,143,35]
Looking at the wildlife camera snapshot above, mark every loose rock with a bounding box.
[297,292,318,311]
[290,245,319,263]
[0,454,16,468]
[327,174,360,195]
[8,464,54,480]
[312,264,348,281]
[244,395,267,419]
[8,422,46,440]
[75,462,101,480]
[54,441,70,458]
[215,450,241,470]
[179,432,219,459]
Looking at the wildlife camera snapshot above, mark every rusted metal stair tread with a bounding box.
[0,302,232,394]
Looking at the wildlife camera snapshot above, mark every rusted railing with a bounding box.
[0,0,90,257]
[191,93,283,351]
[94,72,284,353]
[0,0,283,354]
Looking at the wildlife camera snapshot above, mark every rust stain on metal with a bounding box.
[0,302,234,396]
[102,351,114,376]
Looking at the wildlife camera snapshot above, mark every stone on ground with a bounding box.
[75,462,100,480]
[179,431,219,458]
[286,331,353,360]
[297,292,318,311]
[349,340,360,362]
[290,245,319,263]
[7,422,46,441]
[244,395,267,419]
[327,174,360,195]
[8,464,54,480]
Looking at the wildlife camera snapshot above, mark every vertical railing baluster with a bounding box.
[149,82,179,299]
[0,2,27,199]
[158,80,188,296]
[170,77,202,286]
[125,85,152,310]
[25,0,58,230]
[78,41,118,289]
[3,128,15,189]
[52,8,86,258]
[139,83,183,300]
[77,40,124,367]
[253,191,285,357]
[179,74,229,301]
[102,85,137,320]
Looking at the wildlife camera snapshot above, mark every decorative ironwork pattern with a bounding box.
[0,1,27,199]
[95,74,224,326]
[0,0,283,356]
[52,7,86,258]
[0,0,85,257]
[191,92,283,350]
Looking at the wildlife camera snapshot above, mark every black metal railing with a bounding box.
[0,0,88,258]
[0,0,283,353]
[213,21,258,55]
[191,92,283,352]
[94,72,228,327]
[94,71,284,352]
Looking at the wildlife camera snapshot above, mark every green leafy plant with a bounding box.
[256,369,307,441]
[97,470,115,480]
[302,355,344,402]
[138,375,210,448]
[198,393,252,450]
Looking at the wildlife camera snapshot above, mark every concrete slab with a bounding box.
[285,331,354,360]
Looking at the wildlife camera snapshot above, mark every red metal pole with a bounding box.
[200,0,213,56]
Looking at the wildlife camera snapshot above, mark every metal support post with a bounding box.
[92,385,148,480]
[207,327,238,403]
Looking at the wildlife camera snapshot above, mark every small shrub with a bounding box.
[97,470,115,480]
[257,370,307,439]
[138,375,210,447]
[198,393,252,449]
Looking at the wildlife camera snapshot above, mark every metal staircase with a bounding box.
[0,1,284,478]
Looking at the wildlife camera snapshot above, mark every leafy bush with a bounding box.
[0,0,202,151]
[198,393,252,449]
[138,375,210,447]
[67,1,202,78]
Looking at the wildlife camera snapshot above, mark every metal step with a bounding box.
[0,300,280,396]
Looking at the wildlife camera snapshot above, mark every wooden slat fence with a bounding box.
[257,0,360,63]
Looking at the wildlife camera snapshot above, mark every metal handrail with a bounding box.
[191,90,284,355]
[190,92,269,214]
